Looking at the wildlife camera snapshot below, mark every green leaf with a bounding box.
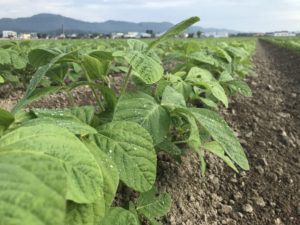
[82,55,106,80]
[186,116,201,151]
[0,151,67,225]
[32,108,76,119]
[219,71,234,82]
[148,218,163,225]
[198,97,218,109]
[93,121,156,192]
[46,63,69,83]
[129,201,141,225]
[10,51,27,69]
[0,75,4,83]
[210,82,228,107]
[28,48,58,68]
[26,86,63,104]
[185,67,214,83]
[66,141,120,225]
[33,107,95,124]
[23,117,97,136]
[185,68,228,107]
[155,80,171,100]
[184,41,201,54]
[203,141,238,172]
[114,92,170,144]
[69,106,95,124]
[125,51,164,84]
[0,108,14,129]
[188,52,219,67]
[89,50,113,61]
[128,40,161,63]
[85,141,119,210]
[1,72,19,83]
[0,124,104,203]
[136,189,172,220]
[31,108,97,136]
[66,200,104,225]
[225,46,248,61]
[226,80,252,97]
[190,108,249,170]
[12,51,78,114]
[98,85,117,112]
[174,108,201,151]
[199,154,207,176]
[169,75,193,100]
[148,16,200,50]
[161,86,186,110]
[14,111,35,124]
[128,39,148,51]
[214,47,232,63]
[101,207,139,225]
[0,49,11,65]
[156,139,183,162]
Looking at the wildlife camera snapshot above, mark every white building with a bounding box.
[273,31,296,37]
[111,32,124,39]
[19,33,31,40]
[124,32,139,38]
[58,33,66,39]
[2,30,17,39]
[203,32,229,38]
[179,33,189,38]
[140,33,152,38]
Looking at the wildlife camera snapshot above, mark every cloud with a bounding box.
[0,0,299,31]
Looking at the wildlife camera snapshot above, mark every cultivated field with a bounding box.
[0,17,299,225]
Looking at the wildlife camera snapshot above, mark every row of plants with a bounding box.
[262,37,300,52]
[0,17,255,225]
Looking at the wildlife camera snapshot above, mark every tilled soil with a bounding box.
[0,75,124,111]
[157,40,300,225]
[0,40,299,225]
[0,85,96,111]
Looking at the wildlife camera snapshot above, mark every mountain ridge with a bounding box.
[0,13,239,34]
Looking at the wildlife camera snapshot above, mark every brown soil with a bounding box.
[0,85,96,111]
[157,40,300,225]
[0,40,299,225]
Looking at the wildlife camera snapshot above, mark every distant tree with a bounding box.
[77,33,86,39]
[37,33,47,39]
[90,33,99,38]
[196,31,202,38]
[146,30,154,37]
[188,33,194,38]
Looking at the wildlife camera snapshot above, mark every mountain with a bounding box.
[0,13,238,34]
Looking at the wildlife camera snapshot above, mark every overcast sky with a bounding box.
[0,0,299,32]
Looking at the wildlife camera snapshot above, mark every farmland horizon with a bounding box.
[0,13,299,34]
[0,0,299,33]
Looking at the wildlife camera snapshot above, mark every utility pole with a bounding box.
[62,18,64,35]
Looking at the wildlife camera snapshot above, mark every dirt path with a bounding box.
[158,40,300,225]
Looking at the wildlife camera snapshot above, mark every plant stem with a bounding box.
[173,140,189,144]
[120,66,133,96]
[80,63,105,111]
[91,87,105,111]
[66,90,76,107]
[63,81,76,107]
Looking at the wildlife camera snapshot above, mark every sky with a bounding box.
[0,0,299,32]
